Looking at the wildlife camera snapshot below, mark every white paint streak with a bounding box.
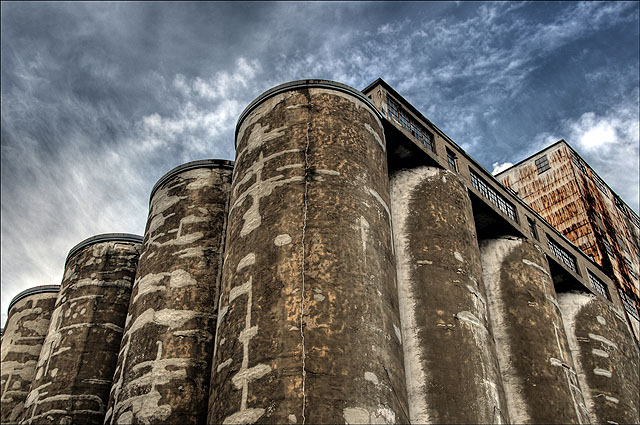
[237,253,256,272]
[274,234,292,246]
[593,368,612,377]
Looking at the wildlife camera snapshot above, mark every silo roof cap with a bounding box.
[65,233,144,266]
[235,79,383,147]
[149,159,234,203]
[7,284,60,313]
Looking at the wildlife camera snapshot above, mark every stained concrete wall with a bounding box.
[558,291,640,424]
[1,286,59,424]
[106,160,233,424]
[208,81,408,424]
[480,237,589,423]
[390,166,508,424]
[21,235,141,425]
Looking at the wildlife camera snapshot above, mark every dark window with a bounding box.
[527,217,538,240]
[535,155,550,174]
[624,258,638,280]
[619,289,640,321]
[387,97,434,152]
[587,271,610,300]
[547,235,578,274]
[446,148,457,172]
[602,238,613,257]
[571,151,587,174]
[470,170,518,222]
[591,172,608,196]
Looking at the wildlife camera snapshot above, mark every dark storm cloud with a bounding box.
[1,1,638,325]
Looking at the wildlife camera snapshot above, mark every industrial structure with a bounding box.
[495,141,640,341]
[1,78,638,424]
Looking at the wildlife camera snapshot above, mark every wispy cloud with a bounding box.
[1,1,638,325]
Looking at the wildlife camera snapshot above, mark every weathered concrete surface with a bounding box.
[1,287,59,424]
[208,81,408,424]
[390,166,508,424]
[558,291,640,425]
[21,236,141,425]
[106,161,233,424]
[480,237,589,424]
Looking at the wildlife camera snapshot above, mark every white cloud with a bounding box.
[492,162,514,175]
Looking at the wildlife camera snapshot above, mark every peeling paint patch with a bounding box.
[237,254,256,272]
[522,259,551,277]
[454,251,464,262]
[593,368,612,377]
[393,325,402,344]
[591,348,609,358]
[364,372,378,385]
[588,333,618,350]
[274,234,292,246]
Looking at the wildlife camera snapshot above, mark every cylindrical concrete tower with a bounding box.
[1,285,59,424]
[21,234,141,425]
[105,160,233,424]
[390,166,508,424]
[208,80,408,424]
[558,291,640,424]
[480,237,589,423]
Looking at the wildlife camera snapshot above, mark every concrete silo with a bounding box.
[105,160,233,424]
[480,237,589,423]
[1,285,59,423]
[389,166,508,424]
[558,291,640,424]
[208,80,408,424]
[21,234,141,425]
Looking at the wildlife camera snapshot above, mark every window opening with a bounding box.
[535,155,550,174]
[469,170,518,222]
[624,258,638,280]
[387,96,434,152]
[619,289,640,321]
[446,148,457,172]
[587,271,610,300]
[547,235,578,274]
[527,217,538,240]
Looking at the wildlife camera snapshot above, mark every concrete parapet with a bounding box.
[1,286,59,424]
[558,291,640,424]
[21,234,141,425]
[480,237,589,423]
[105,160,233,424]
[208,80,408,424]
[390,166,508,424]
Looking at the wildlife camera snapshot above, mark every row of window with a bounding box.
[619,289,640,321]
[547,235,578,274]
[587,271,610,300]
[470,170,518,222]
[387,97,434,151]
[571,150,640,230]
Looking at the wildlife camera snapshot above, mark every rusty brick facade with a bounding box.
[1,79,638,424]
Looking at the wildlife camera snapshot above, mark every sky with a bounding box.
[1,1,639,326]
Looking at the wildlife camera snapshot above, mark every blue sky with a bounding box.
[1,1,639,326]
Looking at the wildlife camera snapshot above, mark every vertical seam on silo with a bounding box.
[300,119,310,425]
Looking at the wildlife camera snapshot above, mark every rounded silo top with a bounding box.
[7,284,60,313]
[149,159,234,203]
[235,79,383,145]
[65,233,144,266]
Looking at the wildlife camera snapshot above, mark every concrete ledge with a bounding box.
[65,233,144,266]
[235,79,383,145]
[7,284,60,313]
[150,159,234,202]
